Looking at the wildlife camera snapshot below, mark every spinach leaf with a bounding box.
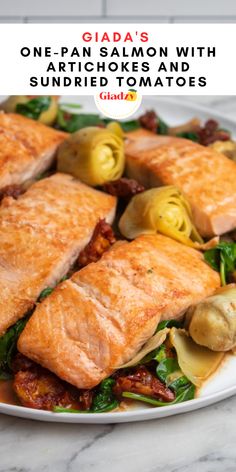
[158,118,169,135]
[38,287,54,301]
[56,109,102,133]
[60,275,68,282]
[38,277,68,302]
[154,344,166,363]
[92,378,118,413]
[16,97,51,120]
[204,242,236,285]
[0,371,13,380]
[156,319,183,332]
[156,358,190,392]
[122,384,195,406]
[156,358,179,384]
[0,317,29,377]
[103,118,140,132]
[137,319,183,365]
[53,407,90,414]
[204,248,220,272]
[176,132,199,142]
[0,278,69,379]
[140,343,167,365]
[121,120,140,132]
[169,375,190,392]
[57,107,141,134]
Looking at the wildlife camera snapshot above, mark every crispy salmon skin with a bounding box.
[0,173,116,335]
[18,234,220,390]
[0,112,67,188]
[125,129,236,237]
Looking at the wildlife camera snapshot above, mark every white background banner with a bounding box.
[0,23,235,95]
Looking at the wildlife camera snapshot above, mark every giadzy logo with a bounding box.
[95,89,142,120]
[99,90,138,101]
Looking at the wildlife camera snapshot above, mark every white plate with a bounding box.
[1,96,236,423]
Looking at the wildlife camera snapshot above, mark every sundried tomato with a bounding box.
[78,219,116,268]
[198,119,231,146]
[113,366,175,402]
[103,178,145,199]
[139,110,159,133]
[13,355,93,411]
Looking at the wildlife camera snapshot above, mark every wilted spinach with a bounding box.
[16,97,51,120]
[156,358,190,392]
[92,378,118,412]
[158,117,169,135]
[204,242,236,285]
[120,120,140,132]
[131,319,183,366]
[56,107,141,134]
[0,279,67,378]
[139,343,167,365]
[176,131,199,142]
[103,117,140,132]
[122,384,195,406]
[38,287,54,301]
[38,276,68,302]
[56,109,102,133]
[156,319,183,332]
[53,407,90,414]
[0,317,29,378]
[121,347,195,408]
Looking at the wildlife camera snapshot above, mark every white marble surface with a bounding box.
[1,95,236,472]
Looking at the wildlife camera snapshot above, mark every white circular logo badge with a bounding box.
[94,89,142,120]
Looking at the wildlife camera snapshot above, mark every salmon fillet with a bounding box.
[0,173,116,335]
[18,234,220,389]
[0,112,67,188]
[125,129,236,237]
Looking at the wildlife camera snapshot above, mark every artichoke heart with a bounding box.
[169,328,224,387]
[37,97,59,126]
[0,95,59,125]
[188,284,236,351]
[107,121,124,139]
[118,186,203,247]
[57,126,125,186]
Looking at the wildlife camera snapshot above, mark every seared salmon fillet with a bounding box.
[0,173,116,335]
[0,112,67,188]
[18,234,220,390]
[125,129,236,237]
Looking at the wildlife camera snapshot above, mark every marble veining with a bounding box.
[1,395,236,472]
[0,96,236,472]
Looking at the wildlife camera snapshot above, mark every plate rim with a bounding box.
[1,96,236,423]
[1,383,236,423]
